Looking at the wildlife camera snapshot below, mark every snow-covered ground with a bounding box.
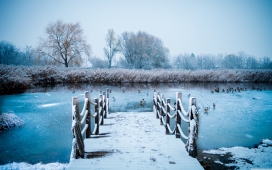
[0,162,67,170]
[203,139,272,169]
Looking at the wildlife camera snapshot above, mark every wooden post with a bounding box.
[187,97,198,158]
[72,96,84,158]
[160,94,165,125]
[156,91,160,119]
[94,98,99,135]
[103,91,107,118]
[100,94,104,125]
[72,97,79,137]
[175,92,181,138]
[166,98,170,134]
[106,88,109,115]
[153,89,156,115]
[85,91,91,138]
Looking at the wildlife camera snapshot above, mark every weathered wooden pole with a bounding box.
[187,97,198,158]
[72,97,84,158]
[175,92,181,138]
[160,94,165,125]
[153,89,157,116]
[100,94,104,125]
[94,98,99,135]
[103,91,107,118]
[156,91,160,119]
[165,98,170,134]
[106,88,109,115]
[85,91,91,138]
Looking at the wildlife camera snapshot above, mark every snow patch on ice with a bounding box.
[0,162,68,170]
[203,139,272,169]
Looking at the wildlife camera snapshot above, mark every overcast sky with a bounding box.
[0,0,272,59]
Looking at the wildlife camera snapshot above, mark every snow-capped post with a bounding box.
[153,89,157,115]
[85,91,91,138]
[160,94,165,125]
[103,91,107,119]
[156,91,160,119]
[71,96,84,158]
[106,88,109,115]
[94,98,99,135]
[175,92,181,138]
[100,94,104,125]
[187,97,198,158]
[165,98,170,134]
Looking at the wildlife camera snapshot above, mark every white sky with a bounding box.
[0,0,272,59]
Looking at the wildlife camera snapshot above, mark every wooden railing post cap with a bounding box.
[190,97,196,105]
[176,92,181,98]
[85,91,90,98]
[72,97,79,104]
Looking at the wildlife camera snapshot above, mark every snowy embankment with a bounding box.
[0,162,67,170]
[203,139,272,169]
[0,112,24,131]
[1,64,272,93]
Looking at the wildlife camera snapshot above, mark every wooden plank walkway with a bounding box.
[67,112,203,170]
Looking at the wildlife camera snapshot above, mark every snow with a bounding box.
[67,112,203,169]
[0,112,24,130]
[0,162,67,170]
[203,139,272,169]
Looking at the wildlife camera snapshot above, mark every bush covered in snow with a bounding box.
[0,112,24,131]
[1,64,272,93]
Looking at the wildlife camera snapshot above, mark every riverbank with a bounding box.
[1,64,272,94]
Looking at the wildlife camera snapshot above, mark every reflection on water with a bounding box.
[0,82,271,165]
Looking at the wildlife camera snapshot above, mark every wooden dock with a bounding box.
[67,112,203,170]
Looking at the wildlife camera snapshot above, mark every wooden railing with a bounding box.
[70,89,109,159]
[153,89,199,157]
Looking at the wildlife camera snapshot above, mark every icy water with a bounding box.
[0,83,272,165]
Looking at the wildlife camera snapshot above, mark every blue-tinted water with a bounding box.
[0,83,271,165]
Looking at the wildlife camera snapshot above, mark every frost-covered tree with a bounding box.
[90,56,108,68]
[103,29,121,68]
[38,20,91,67]
[261,57,272,69]
[222,54,244,69]
[0,41,19,65]
[120,31,170,69]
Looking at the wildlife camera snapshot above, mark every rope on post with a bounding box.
[153,89,199,158]
[70,89,110,160]
[85,92,91,138]
[71,97,84,159]
[94,98,99,135]
[175,92,181,138]
[186,97,199,158]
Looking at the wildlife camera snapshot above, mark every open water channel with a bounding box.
[0,83,272,165]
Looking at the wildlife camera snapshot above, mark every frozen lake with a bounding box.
[0,83,271,165]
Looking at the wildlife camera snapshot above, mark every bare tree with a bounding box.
[120,31,169,69]
[103,29,121,68]
[39,20,91,67]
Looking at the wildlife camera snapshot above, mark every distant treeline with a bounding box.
[1,65,271,94]
[1,40,272,70]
